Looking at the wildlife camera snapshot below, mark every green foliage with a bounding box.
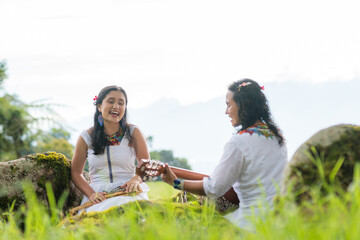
[35,138,74,160]
[150,150,192,170]
[0,61,74,161]
[34,128,74,159]
[0,94,34,159]
[0,60,7,87]
[1,170,360,240]
[147,136,192,170]
[48,128,71,141]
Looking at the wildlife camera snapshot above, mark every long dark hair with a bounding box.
[228,79,285,145]
[91,85,132,155]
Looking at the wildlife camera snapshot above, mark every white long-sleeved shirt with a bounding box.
[203,125,288,229]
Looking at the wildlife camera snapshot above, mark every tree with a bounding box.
[35,138,74,160]
[0,61,74,161]
[48,127,71,141]
[146,136,192,170]
[0,61,33,159]
[0,60,7,87]
[33,128,74,159]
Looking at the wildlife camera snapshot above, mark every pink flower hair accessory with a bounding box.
[238,82,252,91]
[93,96,98,101]
[260,86,265,90]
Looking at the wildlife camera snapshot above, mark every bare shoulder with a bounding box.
[86,127,93,135]
[127,125,149,157]
[75,134,88,152]
[131,126,142,137]
[127,125,145,140]
[125,123,136,128]
[125,124,140,133]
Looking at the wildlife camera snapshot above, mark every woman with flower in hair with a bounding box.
[161,79,288,229]
[71,85,150,212]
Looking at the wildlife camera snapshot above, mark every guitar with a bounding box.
[136,159,239,205]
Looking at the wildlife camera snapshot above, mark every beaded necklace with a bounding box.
[105,127,125,146]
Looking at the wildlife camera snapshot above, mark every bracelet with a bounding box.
[173,179,184,190]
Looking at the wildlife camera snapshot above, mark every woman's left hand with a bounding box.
[121,175,142,193]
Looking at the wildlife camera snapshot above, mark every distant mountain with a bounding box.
[70,79,360,174]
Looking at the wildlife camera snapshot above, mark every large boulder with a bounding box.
[281,124,360,202]
[0,152,83,212]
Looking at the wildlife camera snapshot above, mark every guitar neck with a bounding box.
[168,166,209,180]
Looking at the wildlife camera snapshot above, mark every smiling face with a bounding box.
[97,90,126,125]
[225,90,240,127]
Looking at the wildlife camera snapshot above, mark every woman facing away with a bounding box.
[161,79,288,229]
[71,85,150,212]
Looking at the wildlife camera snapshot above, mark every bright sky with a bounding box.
[1,0,359,167]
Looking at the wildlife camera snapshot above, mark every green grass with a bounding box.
[1,167,360,239]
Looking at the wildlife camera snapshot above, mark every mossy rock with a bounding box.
[0,152,83,212]
[281,124,360,202]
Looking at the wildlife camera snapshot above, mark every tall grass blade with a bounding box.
[329,156,345,184]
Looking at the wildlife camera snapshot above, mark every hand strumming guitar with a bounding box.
[161,163,178,185]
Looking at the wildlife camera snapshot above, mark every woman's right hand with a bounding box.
[88,192,107,203]
[161,163,178,186]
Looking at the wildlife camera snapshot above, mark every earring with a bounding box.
[98,113,104,127]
